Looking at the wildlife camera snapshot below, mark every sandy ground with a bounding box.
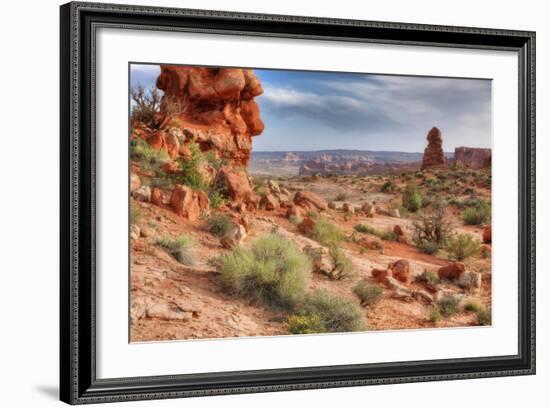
[130,172,492,342]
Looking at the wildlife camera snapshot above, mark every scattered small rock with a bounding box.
[388,259,410,284]
[220,224,247,249]
[130,173,141,193]
[130,224,141,241]
[133,185,151,202]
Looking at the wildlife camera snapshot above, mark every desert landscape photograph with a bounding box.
[129,63,492,342]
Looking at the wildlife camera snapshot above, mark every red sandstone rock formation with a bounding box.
[437,262,465,281]
[388,259,410,284]
[154,66,264,167]
[454,147,492,169]
[293,191,328,211]
[421,127,446,170]
[216,168,259,211]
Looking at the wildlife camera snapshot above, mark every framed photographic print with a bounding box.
[60,1,536,404]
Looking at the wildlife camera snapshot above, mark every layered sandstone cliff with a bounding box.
[454,147,491,169]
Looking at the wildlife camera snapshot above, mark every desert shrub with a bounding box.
[353,282,383,307]
[462,201,491,225]
[130,204,141,225]
[177,141,206,190]
[415,270,441,285]
[204,150,229,170]
[412,200,451,255]
[446,233,481,261]
[421,195,434,208]
[477,307,492,326]
[381,179,397,193]
[380,231,398,241]
[130,138,169,169]
[464,300,491,326]
[156,234,194,265]
[286,314,326,334]
[130,84,161,126]
[208,190,226,210]
[354,223,379,235]
[402,181,422,212]
[334,192,348,201]
[353,223,395,241]
[437,294,460,317]
[463,300,484,313]
[428,306,441,323]
[288,215,303,226]
[329,247,355,280]
[293,289,364,333]
[206,214,233,237]
[216,234,310,309]
[310,219,344,247]
[416,240,440,255]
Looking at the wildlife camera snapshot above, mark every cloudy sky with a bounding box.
[131,64,492,153]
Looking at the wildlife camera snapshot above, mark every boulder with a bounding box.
[342,202,355,214]
[217,168,258,210]
[133,185,151,202]
[393,225,404,237]
[293,190,328,211]
[286,204,305,219]
[328,201,337,210]
[260,193,279,211]
[130,224,140,241]
[386,277,414,301]
[150,188,163,206]
[146,302,195,321]
[389,209,401,218]
[220,224,247,249]
[413,289,434,304]
[388,259,410,284]
[195,189,211,215]
[140,225,156,238]
[303,245,336,278]
[457,271,482,291]
[169,185,200,221]
[482,225,492,244]
[298,217,316,236]
[361,202,375,217]
[437,262,465,281]
[421,127,446,170]
[267,179,280,194]
[130,173,141,192]
[371,268,390,285]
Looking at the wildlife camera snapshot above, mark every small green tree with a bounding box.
[402,181,422,212]
[177,141,206,190]
[412,200,451,254]
[446,233,481,260]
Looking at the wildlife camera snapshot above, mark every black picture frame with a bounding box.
[60,1,536,404]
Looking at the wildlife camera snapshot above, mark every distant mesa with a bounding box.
[454,146,491,169]
[421,127,447,170]
[281,152,301,162]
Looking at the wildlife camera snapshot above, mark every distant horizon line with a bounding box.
[251,148,490,154]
